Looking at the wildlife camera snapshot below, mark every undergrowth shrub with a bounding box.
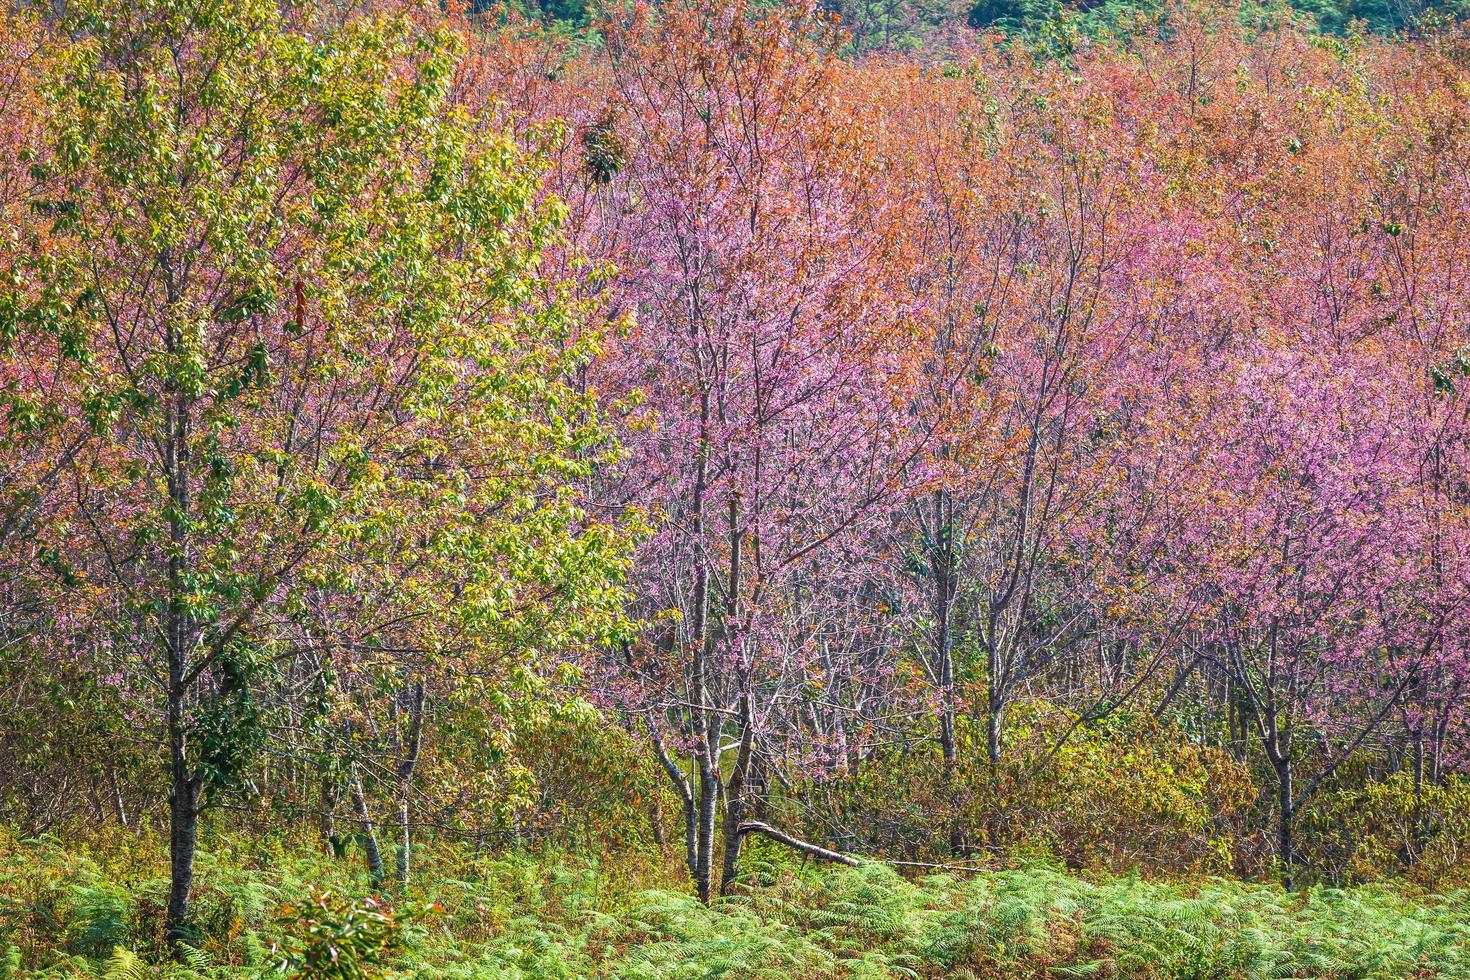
[508,710,674,852]
[1301,772,1470,890]
[0,649,156,838]
[270,892,419,980]
[786,703,1253,876]
[2,830,1467,977]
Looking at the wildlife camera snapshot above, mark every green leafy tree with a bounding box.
[0,0,633,945]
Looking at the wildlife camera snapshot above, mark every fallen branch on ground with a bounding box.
[737,821,863,866]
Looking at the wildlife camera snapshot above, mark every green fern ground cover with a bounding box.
[2,834,1467,979]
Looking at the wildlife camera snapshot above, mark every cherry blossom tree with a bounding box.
[575,0,931,898]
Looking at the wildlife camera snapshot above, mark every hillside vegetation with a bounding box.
[1,0,1469,975]
[510,0,1470,42]
[2,834,1468,979]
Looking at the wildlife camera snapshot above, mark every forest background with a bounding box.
[1,0,1469,975]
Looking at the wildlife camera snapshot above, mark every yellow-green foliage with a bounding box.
[508,708,675,851]
[0,647,154,837]
[1,832,1467,978]
[418,700,676,855]
[790,703,1253,875]
[1301,772,1470,891]
[271,892,419,980]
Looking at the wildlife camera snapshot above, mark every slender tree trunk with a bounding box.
[394,682,426,891]
[985,700,1003,768]
[939,663,957,763]
[738,821,861,866]
[929,491,966,855]
[716,500,752,895]
[321,774,341,856]
[719,699,754,895]
[397,797,411,891]
[930,491,957,764]
[688,392,717,903]
[985,618,1006,767]
[166,754,200,946]
[1274,755,1295,891]
[694,750,718,903]
[164,444,199,944]
[1408,729,1426,867]
[649,654,696,876]
[1254,687,1298,892]
[1431,715,1447,785]
[110,771,129,827]
[651,728,697,879]
[163,319,200,950]
[1412,729,1425,801]
[350,775,385,888]
[683,780,699,881]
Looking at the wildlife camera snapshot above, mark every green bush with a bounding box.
[783,703,1253,876]
[2,832,1467,978]
[1301,772,1470,890]
[270,893,418,980]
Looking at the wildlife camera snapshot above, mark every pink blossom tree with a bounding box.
[583,0,929,899]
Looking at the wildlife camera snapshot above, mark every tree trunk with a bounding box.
[164,377,199,950]
[165,764,200,947]
[394,682,426,891]
[688,392,716,903]
[930,491,957,765]
[985,691,1003,767]
[939,671,957,763]
[396,797,411,891]
[1431,715,1447,785]
[1408,729,1426,867]
[651,728,696,880]
[110,770,129,827]
[683,785,698,881]
[321,774,341,856]
[985,626,1005,767]
[694,759,718,903]
[719,699,755,896]
[1275,756,1295,891]
[351,775,385,888]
